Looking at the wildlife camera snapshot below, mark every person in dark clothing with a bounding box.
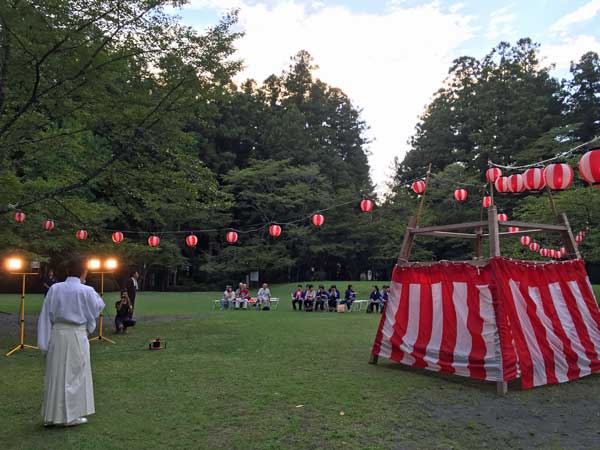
[304,285,316,311]
[115,291,134,333]
[292,285,304,311]
[328,285,340,311]
[367,286,383,313]
[315,285,328,312]
[126,271,139,314]
[343,285,356,311]
[42,270,57,296]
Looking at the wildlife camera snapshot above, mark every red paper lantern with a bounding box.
[454,189,468,202]
[76,229,88,241]
[360,199,374,212]
[269,224,282,237]
[14,211,26,223]
[578,148,600,185]
[494,176,510,194]
[43,220,54,231]
[185,234,198,248]
[520,236,531,246]
[578,230,586,238]
[508,226,520,233]
[311,214,325,227]
[412,180,426,195]
[226,231,238,243]
[543,163,573,190]
[112,231,124,244]
[560,247,567,258]
[540,248,549,257]
[486,167,502,183]
[148,235,160,247]
[529,242,540,252]
[508,174,525,194]
[576,234,583,244]
[523,168,545,192]
[482,196,492,208]
[497,213,508,222]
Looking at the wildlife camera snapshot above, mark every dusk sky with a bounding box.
[171,0,600,192]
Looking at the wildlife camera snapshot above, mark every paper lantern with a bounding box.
[76,229,88,241]
[226,231,238,243]
[185,234,198,248]
[14,211,26,223]
[497,213,508,222]
[43,220,54,231]
[508,226,520,233]
[529,242,540,252]
[578,230,586,238]
[523,168,545,192]
[412,180,426,195]
[520,236,531,246]
[494,176,510,194]
[482,196,492,208]
[311,214,325,227]
[486,167,502,183]
[112,231,123,244]
[578,148,600,185]
[540,248,549,257]
[360,199,374,213]
[269,224,282,237]
[560,247,567,258]
[576,234,583,244]
[454,189,468,202]
[508,174,525,194]
[543,163,573,190]
[148,235,160,247]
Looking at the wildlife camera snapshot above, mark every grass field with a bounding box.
[1,283,600,450]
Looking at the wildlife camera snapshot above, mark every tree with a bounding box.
[567,52,600,142]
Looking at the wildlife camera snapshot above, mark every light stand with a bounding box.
[5,269,39,357]
[88,258,117,345]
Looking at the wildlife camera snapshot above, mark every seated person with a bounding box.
[328,285,340,311]
[303,285,316,311]
[220,285,235,310]
[257,283,271,310]
[235,282,250,309]
[343,285,356,311]
[292,285,304,311]
[115,291,135,333]
[367,286,383,313]
[315,285,328,312]
[381,285,390,311]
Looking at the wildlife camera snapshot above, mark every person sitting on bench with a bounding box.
[257,283,271,310]
[315,285,328,312]
[292,285,304,311]
[343,285,356,311]
[235,283,250,309]
[220,285,235,310]
[303,285,316,311]
[328,285,340,311]
[367,286,383,313]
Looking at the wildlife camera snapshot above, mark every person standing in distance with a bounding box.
[126,270,139,314]
[37,256,105,427]
[42,269,57,296]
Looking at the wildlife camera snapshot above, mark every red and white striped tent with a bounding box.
[371,258,600,389]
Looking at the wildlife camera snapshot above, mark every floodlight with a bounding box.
[104,258,118,270]
[6,258,23,272]
[88,258,101,270]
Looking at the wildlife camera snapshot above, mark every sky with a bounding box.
[171,0,600,192]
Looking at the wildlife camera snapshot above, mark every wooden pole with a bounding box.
[560,213,581,259]
[545,186,560,220]
[397,216,417,267]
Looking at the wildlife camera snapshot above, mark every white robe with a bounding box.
[37,277,105,424]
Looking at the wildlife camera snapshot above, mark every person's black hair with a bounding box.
[130,270,138,277]
[66,256,86,278]
[298,285,302,288]
[373,285,379,291]
[347,284,352,289]
[308,284,313,288]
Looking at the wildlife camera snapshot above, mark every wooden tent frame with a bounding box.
[369,205,581,395]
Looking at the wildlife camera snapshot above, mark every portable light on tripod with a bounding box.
[88,257,118,345]
[5,257,39,357]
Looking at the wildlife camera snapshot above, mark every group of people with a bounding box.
[291,284,391,313]
[220,282,272,310]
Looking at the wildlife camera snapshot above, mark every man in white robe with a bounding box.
[37,257,105,427]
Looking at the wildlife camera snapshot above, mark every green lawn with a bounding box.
[1,284,600,450]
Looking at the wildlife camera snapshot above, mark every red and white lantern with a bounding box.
[482,196,492,208]
[76,229,88,241]
[508,226,520,233]
[43,220,54,231]
[311,214,325,227]
[112,231,124,244]
[578,148,600,185]
[486,167,502,183]
[529,242,540,252]
[14,211,26,223]
[226,231,238,244]
[540,248,549,257]
[576,234,583,244]
[578,230,586,238]
[508,174,525,194]
[269,224,282,237]
[411,180,426,195]
[497,213,508,222]
[543,163,574,190]
[520,236,531,246]
[360,199,374,213]
[148,235,160,247]
[185,234,198,248]
[523,168,545,191]
[560,247,567,258]
[454,189,468,202]
[495,176,510,194]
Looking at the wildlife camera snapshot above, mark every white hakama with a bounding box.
[37,277,105,425]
